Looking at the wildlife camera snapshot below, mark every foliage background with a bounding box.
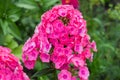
[0,0,120,80]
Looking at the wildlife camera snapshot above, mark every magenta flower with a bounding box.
[71,56,85,67]
[0,46,30,80]
[22,5,97,80]
[79,66,90,80]
[61,0,79,8]
[40,53,50,62]
[58,70,72,80]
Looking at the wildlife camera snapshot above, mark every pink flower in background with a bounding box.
[61,0,79,8]
[22,5,97,80]
[0,46,30,80]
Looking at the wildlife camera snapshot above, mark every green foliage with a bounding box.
[107,3,120,20]
[0,0,120,80]
[31,68,55,79]
[80,0,120,80]
[0,0,22,40]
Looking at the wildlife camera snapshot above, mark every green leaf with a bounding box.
[8,6,22,22]
[6,40,18,49]
[100,0,105,5]
[7,20,22,40]
[4,34,13,43]
[93,18,103,27]
[34,61,43,71]
[12,45,23,59]
[15,3,36,9]
[0,0,11,18]
[100,43,115,52]
[45,0,59,8]
[0,19,9,35]
[15,0,37,10]
[9,14,20,22]
[31,68,55,78]
[0,30,4,45]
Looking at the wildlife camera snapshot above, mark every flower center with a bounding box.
[81,70,85,75]
[63,74,67,79]
[59,17,70,26]
[65,0,70,4]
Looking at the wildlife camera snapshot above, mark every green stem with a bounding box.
[53,69,58,80]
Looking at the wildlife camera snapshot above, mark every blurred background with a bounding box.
[0,0,120,80]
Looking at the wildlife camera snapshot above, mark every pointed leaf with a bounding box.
[12,45,23,59]
[6,40,18,49]
[0,20,9,35]
[15,0,37,10]
[31,68,55,78]
[7,20,22,40]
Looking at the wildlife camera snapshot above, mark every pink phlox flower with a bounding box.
[40,40,51,54]
[74,43,83,54]
[58,7,67,17]
[24,60,35,70]
[83,48,92,59]
[90,41,97,52]
[45,23,54,34]
[55,55,67,69]
[23,38,36,53]
[58,70,72,80]
[52,20,65,32]
[71,56,85,67]
[23,50,39,61]
[40,53,50,62]
[79,66,89,80]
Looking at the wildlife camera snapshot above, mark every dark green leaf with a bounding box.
[31,68,55,78]
[0,29,4,45]
[0,0,11,18]
[0,19,9,35]
[15,0,38,10]
[93,18,103,27]
[45,0,59,8]
[7,20,22,40]
[8,6,22,22]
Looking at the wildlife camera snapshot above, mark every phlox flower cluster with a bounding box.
[22,5,97,80]
[0,46,30,80]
